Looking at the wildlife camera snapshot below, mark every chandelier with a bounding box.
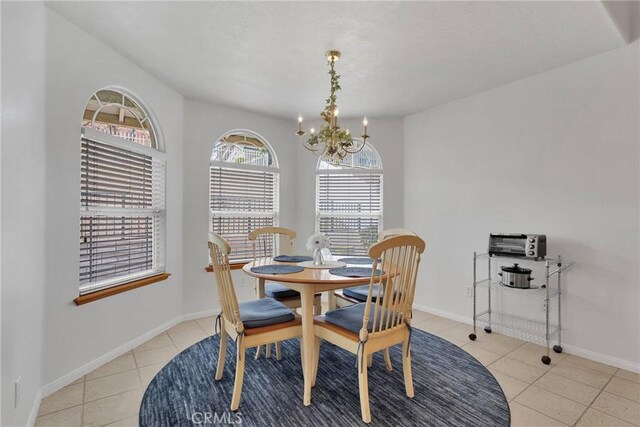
[296,50,369,159]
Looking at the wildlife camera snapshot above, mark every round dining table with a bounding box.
[242,257,378,406]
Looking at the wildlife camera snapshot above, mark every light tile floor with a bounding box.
[35,310,640,426]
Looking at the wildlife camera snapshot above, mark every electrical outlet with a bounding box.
[465,286,472,297]
[15,376,21,408]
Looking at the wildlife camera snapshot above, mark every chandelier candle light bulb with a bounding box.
[296,114,305,137]
[296,50,370,159]
[362,116,369,139]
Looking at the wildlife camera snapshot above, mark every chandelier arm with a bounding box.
[341,136,366,154]
[303,142,321,152]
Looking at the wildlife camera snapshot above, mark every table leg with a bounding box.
[328,290,337,311]
[301,289,315,406]
[255,278,266,359]
[256,278,265,298]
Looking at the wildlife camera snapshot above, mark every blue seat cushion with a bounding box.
[265,283,300,299]
[239,298,295,329]
[324,303,393,335]
[342,284,382,302]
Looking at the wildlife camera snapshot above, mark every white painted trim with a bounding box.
[412,303,640,373]
[82,127,166,159]
[560,343,640,374]
[413,303,473,325]
[316,168,384,175]
[27,389,42,427]
[34,306,221,418]
[181,308,220,322]
[210,160,278,174]
[39,315,181,399]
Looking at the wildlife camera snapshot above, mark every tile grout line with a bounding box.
[493,345,570,424]
[449,327,584,426]
[131,349,145,391]
[282,311,636,424]
[572,368,620,426]
[81,373,87,426]
[580,371,640,427]
[451,328,636,427]
[511,383,578,426]
[497,362,604,408]
[509,367,634,427]
[85,387,145,427]
[37,319,225,425]
[544,363,615,389]
[164,328,180,350]
[86,367,139,384]
[34,403,85,422]
[193,318,211,335]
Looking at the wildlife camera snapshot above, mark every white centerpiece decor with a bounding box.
[306,233,331,265]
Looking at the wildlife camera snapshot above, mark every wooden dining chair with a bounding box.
[209,232,303,411]
[312,234,426,423]
[333,228,418,307]
[249,226,322,359]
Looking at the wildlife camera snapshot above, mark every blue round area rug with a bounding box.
[140,329,510,426]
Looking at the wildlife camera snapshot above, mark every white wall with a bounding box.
[182,99,299,313]
[1,2,46,425]
[405,41,640,369]
[41,7,185,386]
[294,117,405,241]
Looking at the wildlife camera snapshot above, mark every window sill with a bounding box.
[205,263,245,272]
[74,272,171,306]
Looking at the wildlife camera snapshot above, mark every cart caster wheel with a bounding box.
[553,345,563,354]
[484,327,492,334]
[541,356,551,365]
[469,333,477,341]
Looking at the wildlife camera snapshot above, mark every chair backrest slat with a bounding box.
[380,228,417,241]
[209,232,244,332]
[248,226,296,261]
[360,235,426,340]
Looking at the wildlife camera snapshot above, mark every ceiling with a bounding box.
[46,1,626,119]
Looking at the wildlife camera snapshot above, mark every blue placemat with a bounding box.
[273,255,313,263]
[329,267,384,278]
[338,257,380,265]
[250,265,304,275]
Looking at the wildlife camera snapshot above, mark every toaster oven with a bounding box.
[489,233,547,260]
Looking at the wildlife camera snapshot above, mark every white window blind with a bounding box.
[316,144,383,256]
[79,131,165,295]
[210,165,279,262]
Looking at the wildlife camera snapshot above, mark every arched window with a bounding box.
[316,143,383,255]
[210,131,279,263]
[79,89,166,295]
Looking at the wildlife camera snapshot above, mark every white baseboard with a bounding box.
[36,307,221,408]
[560,343,640,374]
[413,303,473,325]
[27,389,43,427]
[39,316,181,400]
[412,304,640,373]
[181,308,220,322]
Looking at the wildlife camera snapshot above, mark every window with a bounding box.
[210,131,279,263]
[79,89,166,296]
[316,143,383,256]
